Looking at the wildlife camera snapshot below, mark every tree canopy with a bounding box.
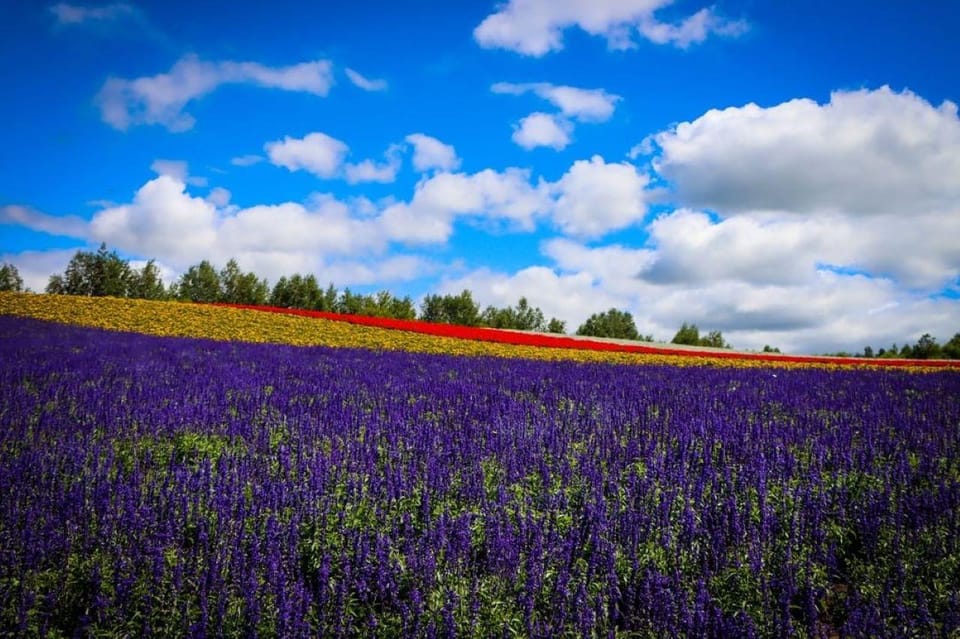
[0,263,24,292]
[576,309,643,341]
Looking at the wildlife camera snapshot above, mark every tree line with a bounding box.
[1,245,957,358]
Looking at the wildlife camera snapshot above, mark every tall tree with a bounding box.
[481,297,547,331]
[911,333,942,359]
[176,260,221,303]
[129,260,167,300]
[576,308,641,340]
[0,262,24,292]
[671,322,701,346]
[219,259,268,305]
[943,333,960,359]
[46,244,133,297]
[546,318,566,334]
[420,290,482,326]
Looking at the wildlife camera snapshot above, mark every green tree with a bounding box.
[761,345,781,353]
[271,274,325,310]
[420,290,482,326]
[46,244,133,297]
[943,333,960,359]
[129,260,167,300]
[219,259,268,305]
[176,260,221,303]
[546,318,566,334]
[671,322,701,346]
[480,297,547,331]
[337,288,364,315]
[700,330,730,349]
[911,333,942,359]
[0,262,24,292]
[576,308,641,340]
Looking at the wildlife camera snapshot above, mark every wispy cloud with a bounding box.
[345,68,388,92]
[49,2,137,26]
[96,54,334,131]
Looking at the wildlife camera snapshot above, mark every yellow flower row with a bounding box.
[0,292,941,371]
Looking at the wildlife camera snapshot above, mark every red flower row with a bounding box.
[219,303,960,369]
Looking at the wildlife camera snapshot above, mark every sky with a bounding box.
[2,0,959,354]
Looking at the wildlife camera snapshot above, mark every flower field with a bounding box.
[2,301,959,637]
[2,292,957,370]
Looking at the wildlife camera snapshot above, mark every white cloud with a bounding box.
[652,86,960,216]
[551,155,650,237]
[344,145,402,184]
[96,54,334,131]
[206,187,232,208]
[344,159,399,184]
[1,205,89,239]
[380,167,553,244]
[637,7,748,48]
[150,159,207,186]
[442,238,959,354]
[0,248,79,292]
[436,265,619,330]
[404,133,460,172]
[492,82,619,121]
[230,154,263,167]
[49,2,136,26]
[646,87,960,290]
[345,68,388,91]
[474,0,747,56]
[265,132,349,179]
[512,112,572,150]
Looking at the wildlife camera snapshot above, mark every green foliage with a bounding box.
[419,290,482,326]
[546,317,566,334]
[0,262,24,292]
[762,345,781,353]
[671,322,701,346]
[576,308,641,340]
[270,274,329,310]
[944,333,960,359]
[45,243,134,297]
[129,259,168,300]
[480,297,546,331]
[672,323,731,349]
[219,258,268,305]
[175,260,221,303]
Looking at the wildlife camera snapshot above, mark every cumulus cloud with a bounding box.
[644,87,960,290]
[651,86,960,216]
[345,68,388,91]
[265,133,402,183]
[474,0,747,56]
[551,156,651,237]
[436,265,619,330]
[381,167,553,244]
[512,112,572,150]
[96,54,334,131]
[494,82,619,151]
[265,132,349,179]
[150,159,207,186]
[404,133,460,172]
[492,82,619,121]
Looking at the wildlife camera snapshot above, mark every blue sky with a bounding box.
[2,0,959,353]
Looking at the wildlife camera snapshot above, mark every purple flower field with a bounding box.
[2,315,959,637]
